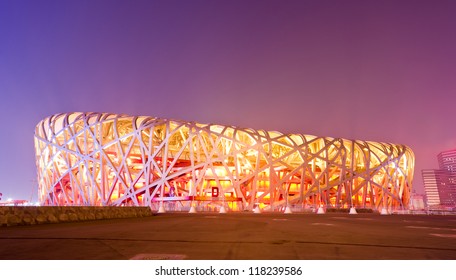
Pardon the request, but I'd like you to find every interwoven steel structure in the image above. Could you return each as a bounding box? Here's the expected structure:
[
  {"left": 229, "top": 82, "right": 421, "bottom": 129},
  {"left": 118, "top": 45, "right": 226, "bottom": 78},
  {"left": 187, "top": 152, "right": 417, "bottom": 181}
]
[{"left": 34, "top": 112, "right": 415, "bottom": 212}]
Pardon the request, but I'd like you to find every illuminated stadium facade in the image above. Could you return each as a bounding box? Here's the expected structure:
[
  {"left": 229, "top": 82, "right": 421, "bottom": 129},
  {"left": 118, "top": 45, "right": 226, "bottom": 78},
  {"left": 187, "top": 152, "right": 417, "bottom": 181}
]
[{"left": 34, "top": 112, "right": 415, "bottom": 212}]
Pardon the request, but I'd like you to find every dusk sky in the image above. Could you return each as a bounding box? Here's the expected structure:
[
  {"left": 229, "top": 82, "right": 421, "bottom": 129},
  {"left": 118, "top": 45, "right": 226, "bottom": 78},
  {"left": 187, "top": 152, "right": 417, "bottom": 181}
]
[{"left": 0, "top": 0, "right": 455, "bottom": 201}]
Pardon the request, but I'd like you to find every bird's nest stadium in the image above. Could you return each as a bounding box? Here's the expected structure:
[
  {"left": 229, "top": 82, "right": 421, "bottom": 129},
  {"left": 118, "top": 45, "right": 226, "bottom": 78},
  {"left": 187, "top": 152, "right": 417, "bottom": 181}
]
[{"left": 34, "top": 112, "right": 414, "bottom": 213}]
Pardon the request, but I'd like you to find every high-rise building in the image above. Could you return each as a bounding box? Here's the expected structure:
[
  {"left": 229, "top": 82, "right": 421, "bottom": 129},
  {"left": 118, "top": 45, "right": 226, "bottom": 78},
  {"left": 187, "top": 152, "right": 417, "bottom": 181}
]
[
  {"left": 438, "top": 149, "right": 456, "bottom": 172},
  {"left": 423, "top": 149, "right": 456, "bottom": 209}
]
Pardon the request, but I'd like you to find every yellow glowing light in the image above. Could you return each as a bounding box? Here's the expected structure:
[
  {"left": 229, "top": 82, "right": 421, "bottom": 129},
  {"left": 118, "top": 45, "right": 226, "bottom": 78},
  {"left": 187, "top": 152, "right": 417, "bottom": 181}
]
[{"left": 35, "top": 112, "right": 415, "bottom": 211}]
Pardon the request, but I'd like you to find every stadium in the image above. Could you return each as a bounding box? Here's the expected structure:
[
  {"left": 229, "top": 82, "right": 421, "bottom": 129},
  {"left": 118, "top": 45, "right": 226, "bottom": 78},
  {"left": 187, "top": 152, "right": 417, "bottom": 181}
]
[{"left": 34, "top": 112, "right": 414, "bottom": 213}]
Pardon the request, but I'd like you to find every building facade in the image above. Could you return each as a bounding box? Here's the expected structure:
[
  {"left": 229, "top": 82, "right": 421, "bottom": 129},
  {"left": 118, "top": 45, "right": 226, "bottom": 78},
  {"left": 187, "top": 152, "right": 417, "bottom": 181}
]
[
  {"left": 34, "top": 112, "right": 415, "bottom": 212},
  {"left": 410, "top": 193, "right": 425, "bottom": 210},
  {"left": 423, "top": 149, "right": 456, "bottom": 209},
  {"left": 438, "top": 149, "right": 456, "bottom": 172},
  {"left": 422, "top": 169, "right": 445, "bottom": 207}
]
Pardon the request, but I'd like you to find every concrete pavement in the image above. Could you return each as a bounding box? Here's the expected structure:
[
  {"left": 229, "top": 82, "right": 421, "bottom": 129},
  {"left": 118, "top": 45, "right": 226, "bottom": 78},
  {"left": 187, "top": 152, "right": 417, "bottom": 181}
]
[{"left": 0, "top": 212, "right": 455, "bottom": 259}]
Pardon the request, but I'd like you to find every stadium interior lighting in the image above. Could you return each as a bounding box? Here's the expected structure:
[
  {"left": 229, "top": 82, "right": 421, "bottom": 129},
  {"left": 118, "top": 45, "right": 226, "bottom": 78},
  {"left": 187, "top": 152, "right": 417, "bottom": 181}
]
[{"left": 34, "top": 112, "right": 415, "bottom": 212}]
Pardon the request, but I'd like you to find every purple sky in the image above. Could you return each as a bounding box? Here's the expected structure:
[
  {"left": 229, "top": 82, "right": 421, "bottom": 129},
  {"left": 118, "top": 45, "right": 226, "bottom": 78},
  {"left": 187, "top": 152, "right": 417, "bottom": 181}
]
[{"left": 0, "top": 0, "right": 455, "bottom": 201}]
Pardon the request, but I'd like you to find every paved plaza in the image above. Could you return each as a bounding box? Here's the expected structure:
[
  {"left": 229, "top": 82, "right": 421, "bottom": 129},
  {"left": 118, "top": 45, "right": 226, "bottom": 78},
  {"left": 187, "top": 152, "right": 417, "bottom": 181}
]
[{"left": 0, "top": 213, "right": 455, "bottom": 260}]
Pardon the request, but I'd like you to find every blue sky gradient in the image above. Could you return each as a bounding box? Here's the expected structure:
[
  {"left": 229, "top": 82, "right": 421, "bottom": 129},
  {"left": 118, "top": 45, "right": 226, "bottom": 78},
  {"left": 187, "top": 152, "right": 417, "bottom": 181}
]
[{"left": 1, "top": 0, "right": 455, "bottom": 200}]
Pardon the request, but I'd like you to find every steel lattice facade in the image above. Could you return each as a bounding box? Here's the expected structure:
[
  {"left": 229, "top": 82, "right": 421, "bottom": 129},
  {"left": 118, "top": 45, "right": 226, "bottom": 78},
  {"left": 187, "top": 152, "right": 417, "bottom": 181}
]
[{"left": 34, "top": 112, "right": 414, "bottom": 212}]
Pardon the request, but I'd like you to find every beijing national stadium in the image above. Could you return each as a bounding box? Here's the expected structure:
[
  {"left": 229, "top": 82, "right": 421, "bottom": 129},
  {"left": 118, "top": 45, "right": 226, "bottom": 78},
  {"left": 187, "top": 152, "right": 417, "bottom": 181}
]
[{"left": 34, "top": 112, "right": 414, "bottom": 213}]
